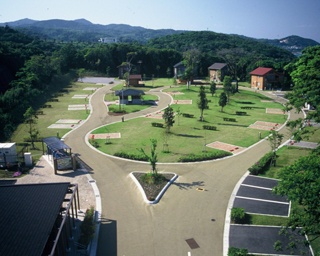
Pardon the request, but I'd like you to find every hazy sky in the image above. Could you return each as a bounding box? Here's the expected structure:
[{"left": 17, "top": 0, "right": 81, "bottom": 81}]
[{"left": 1, "top": 0, "right": 319, "bottom": 42}]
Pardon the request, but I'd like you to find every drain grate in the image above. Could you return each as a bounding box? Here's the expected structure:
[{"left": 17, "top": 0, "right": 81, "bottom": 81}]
[{"left": 185, "top": 238, "right": 200, "bottom": 249}]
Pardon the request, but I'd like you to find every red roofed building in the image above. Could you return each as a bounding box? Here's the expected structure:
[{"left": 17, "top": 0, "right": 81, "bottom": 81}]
[{"left": 250, "top": 67, "right": 274, "bottom": 90}]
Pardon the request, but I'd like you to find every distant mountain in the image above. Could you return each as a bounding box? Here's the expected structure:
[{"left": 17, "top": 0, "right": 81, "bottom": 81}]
[
  {"left": 1, "top": 19, "right": 318, "bottom": 55},
  {"left": 0, "top": 18, "right": 184, "bottom": 43},
  {"left": 257, "top": 35, "right": 319, "bottom": 56}
]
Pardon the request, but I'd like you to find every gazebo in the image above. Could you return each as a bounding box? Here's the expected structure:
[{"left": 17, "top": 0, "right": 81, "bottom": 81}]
[
  {"left": 115, "top": 89, "right": 145, "bottom": 105},
  {"left": 42, "top": 136, "right": 74, "bottom": 171}
]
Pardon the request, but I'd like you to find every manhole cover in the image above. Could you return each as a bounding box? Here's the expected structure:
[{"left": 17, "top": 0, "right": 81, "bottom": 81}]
[
  {"left": 185, "top": 238, "right": 200, "bottom": 249},
  {"left": 196, "top": 187, "right": 205, "bottom": 192}
]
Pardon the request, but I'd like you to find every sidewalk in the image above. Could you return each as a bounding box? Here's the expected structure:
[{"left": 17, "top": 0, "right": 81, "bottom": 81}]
[{"left": 16, "top": 155, "right": 96, "bottom": 213}]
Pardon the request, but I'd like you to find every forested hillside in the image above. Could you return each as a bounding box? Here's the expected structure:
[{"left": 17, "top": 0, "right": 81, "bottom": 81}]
[
  {"left": 148, "top": 31, "right": 295, "bottom": 80},
  {"left": 0, "top": 27, "right": 296, "bottom": 141}
]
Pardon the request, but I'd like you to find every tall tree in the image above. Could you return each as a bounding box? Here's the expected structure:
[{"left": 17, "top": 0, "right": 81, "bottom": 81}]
[
  {"left": 23, "top": 107, "right": 40, "bottom": 149},
  {"left": 219, "top": 92, "right": 228, "bottom": 112},
  {"left": 197, "top": 85, "right": 208, "bottom": 121},
  {"left": 183, "top": 48, "right": 201, "bottom": 89},
  {"left": 274, "top": 148, "right": 320, "bottom": 244},
  {"left": 162, "top": 105, "right": 175, "bottom": 133},
  {"left": 223, "top": 75, "right": 233, "bottom": 103},
  {"left": 286, "top": 45, "right": 320, "bottom": 122},
  {"left": 210, "top": 81, "right": 216, "bottom": 96}
]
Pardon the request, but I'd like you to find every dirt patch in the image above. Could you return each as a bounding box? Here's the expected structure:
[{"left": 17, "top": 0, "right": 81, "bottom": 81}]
[
  {"left": 249, "top": 121, "right": 279, "bottom": 130},
  {"left": 173, "top": 100, "right": 192, "bottom": 104},
  {"left": 266, "top": 108, "right": 284, "bottom": 114},
  {"left": 89, "top": 133, "right": 121, "bottom": 139},
  {"left": 145, "top": 111, "right": 163, "bottom": 119},
  {"left": 206, "top": 141, "right": 246, "bottom": 154}
]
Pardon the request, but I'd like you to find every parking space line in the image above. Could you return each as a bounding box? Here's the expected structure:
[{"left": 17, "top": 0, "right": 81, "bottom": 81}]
[
  {"left": 241, "top": 184, "right": 273, "bottom": 190},
  {"left": 235, "top": 196, "right": 290, "bottom": 205}
]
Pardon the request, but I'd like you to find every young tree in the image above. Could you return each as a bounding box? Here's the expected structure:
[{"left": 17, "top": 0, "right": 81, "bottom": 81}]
[
  {"left": 197, "top": 85, "right": 208, "bottom": 121},
  {"left": 268, "top": 130, "right": 284, "bottom": 166},
  {"left": 274, "top": 149, "right": 320, "bottom": 244},
  {"left": 139, "top": 139, "right": 158, "bottom": 175},
  {"left": 23, "top": 107, "right": 40, "bottom": 149},
  {"left": 120, "top": 52, "right": 137, "bottom": 87},
  {"left": 219, "top": 92, "right": 228, "bottom": 112},
  {"left": 162, "top": 105, "right": 175, "bottom": 133},
  {"left": 223, "top": 75, "right": 233, "bottom": 103},
  {"left": 210, "top": 81, "right": 216, "bottom": 96}
]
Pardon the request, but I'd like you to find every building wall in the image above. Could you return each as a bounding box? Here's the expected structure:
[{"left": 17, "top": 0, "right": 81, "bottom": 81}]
[{"left": 251, "top": 75, "right": 265, "bottom": 90}]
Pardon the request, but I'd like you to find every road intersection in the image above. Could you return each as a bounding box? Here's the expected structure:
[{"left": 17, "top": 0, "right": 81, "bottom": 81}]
[{"left": 64, "top": 79, "right": 303, "bottom": 256}]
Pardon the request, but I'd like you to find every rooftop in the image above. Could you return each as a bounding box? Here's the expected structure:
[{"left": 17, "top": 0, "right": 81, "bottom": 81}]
[
  {"left": 208, "top": 63, "right": 227, "bottom": 70},
  {"left": 250, "top": 67, "right": 273, "bottom": 76}
]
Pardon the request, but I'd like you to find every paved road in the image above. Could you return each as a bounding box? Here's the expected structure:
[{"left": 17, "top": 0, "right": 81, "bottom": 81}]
[{"left": 64, "top": 83, "right": 303, "bottom": 256}]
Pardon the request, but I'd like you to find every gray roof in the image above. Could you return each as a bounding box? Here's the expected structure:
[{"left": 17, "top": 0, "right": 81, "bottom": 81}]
[
  {"left": 43, "top": 136, "right": 70, "bottom": 151},
  {"left": 0, "top": 183, "right": 70, "bottom": 256},
  {"left": 208, "top": 63, "right": 227, "bottom": 70},
  {"left": 173, "top": 61, "right": 185, "bottom": 68},
  {"left": 115, "top": 89, "right": 145, "bottom": 97}
]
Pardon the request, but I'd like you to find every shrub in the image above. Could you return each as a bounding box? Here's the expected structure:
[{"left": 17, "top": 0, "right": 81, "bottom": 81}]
[
  {"left": 89, "top": 138, "right": 99, "bottom": 148},
  {"left": 223, "top": 117, "right": 236, "bottom": 122},
  {"left": 178, "top": 151, "right": 232, "bottom": 162},
  {"left": 248, "top": 152, "right": 274, "bottom": 175},
  {"left": 78, "top": 206, "right": 95, "bottom": 246},
  {"left": 203, "top": 125, "right": 217, "bottom": 130},
  {"left": 182, "top": 113, "right": 194, "bottom": 118},
  {"left": 114, "top": 152, "right": 148, "bottom": 161},
  {"left": 151, "top": 122, "right": 164, "bottom": 128},
  {"left": 236, "top": 111, "right": 247, "bottom": 115},
  {"left": 231, "top": 207, "right": 246, "bottom": 223},
  {"left": 228, "top": 247, "right": 249, "bottom": 256}
]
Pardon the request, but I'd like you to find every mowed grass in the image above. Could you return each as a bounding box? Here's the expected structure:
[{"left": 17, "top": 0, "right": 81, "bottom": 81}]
[
  {"left": 11, "top": 81, "right": 103, "bottom": 159},
  {"left": 92, "top": 85, "right": 287, "bottom": 162}
]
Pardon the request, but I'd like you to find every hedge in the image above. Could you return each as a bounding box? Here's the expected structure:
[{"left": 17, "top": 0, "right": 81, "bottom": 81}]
[
  {"left": 114, "top": 152, "right": 148, "bottom": 161},
  {"left": 182, "top": 113, "right": 194, "bottom": 118},
  {"left": 248, "top": 151, "right": 274, "bottom": 175},
  {"left": 178, "top": 151, "right": 232, "bottom": 162},
  {"left": 228, "top": 247, "right": 249, "bottom": 256},
  {"left": 151, "top": 122, "right": 164, "bottom": 128},
  {"left": 203, "top": 125, "right": 217, "bottom": 131}
]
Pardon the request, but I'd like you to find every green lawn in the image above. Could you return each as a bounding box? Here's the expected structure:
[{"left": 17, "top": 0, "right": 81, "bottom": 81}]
[
  {"left": 11, "top": 81, "right": 103, "bottom": 161},
  {"left": 92, "top": 85, "right": 287, "bottom": 162}
]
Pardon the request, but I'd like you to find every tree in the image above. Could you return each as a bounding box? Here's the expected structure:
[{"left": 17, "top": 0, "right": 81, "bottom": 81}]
[
  {"left": 267, "top": 130, "right": 283, "bottom": 166},
  {"left": 183, "top": 48, "right": 201, "bottom": 89},
  {"left": 162, "top": 105, "right": 175, "bottom": 133},
  {"left": 139, "top": 139, "right": 158, "bottom": 175},
  {"left": 223, "top": 75, "right": 233, "bottom": 103},
  {"left": 274, "top": 148, "right": 320, "bottom": 243},
  {"left": 210, "top": 81, "right": 216, "bottom": 96},
  {"left": 23, "top": 107, "right": 40, "bottom": 149},
  {"left": 197, "top": 86, "right": 208, "bottom": 121},
  {"left": 219, "top": 92, "right": 228, "bottom": 112},
  {"left": 121, "top": 52, "right": 137, "bottom": 87},
  {"left": 286, "top": 45, "right": 320, "bottom": 121}
]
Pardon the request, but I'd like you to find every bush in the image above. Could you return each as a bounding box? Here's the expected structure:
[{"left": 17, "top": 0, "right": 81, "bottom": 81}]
[
  {"left": 178, "top": 151, "right": 232, "bottom": 162},
  {"left": 231, "top": 207, "right": 246, "bottom": 223},
  {"left": 114, "top": 151, "right": 148, "bottom": 161},
  {"left": 236, "top": 111, "right": 247, "bottom": 115},
  {"left": 223, "top": 117, "right": 236, "bottom": 122},
  {"left": 89, "top": 138, "right": 99, "bottom": 148},
  {"left": 248, "top": 152, "right": 274, "bottom": 175},
  {"left": 228, "top": 247, "right": 249, "bottom": 256},
  {"left": 151, "top": 122, "right": 164, "bottom": 128},
  {"left": 203, "top": 125, "right": 217, "bottom": 130},
  {"left": 78, "top": 206, "right": 95, "bottom": 246},
  {"left": 182, "top": 113, "right": 194, "bottom": 118}
]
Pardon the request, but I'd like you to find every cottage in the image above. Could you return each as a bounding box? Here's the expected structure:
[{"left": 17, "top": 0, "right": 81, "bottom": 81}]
[
  {"left": 208, "top": 63, "right": 227, "bottom": 82},
  {"left": 115, "top": 89, "right": 145, "bottom": 105},
  {"left": 250, "top": 67, "right": 276, "bottom": 90},
  {"left": 173, "top": 61, "right": 186, "bottom": 79},
  {"left": 129, "top": 74, "right": 142, "bottom": 86}
]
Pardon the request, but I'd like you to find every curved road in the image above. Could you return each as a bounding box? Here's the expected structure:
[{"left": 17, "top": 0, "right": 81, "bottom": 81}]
[{"left": 64, "top": 82, "right": 302, "bottom": 256}]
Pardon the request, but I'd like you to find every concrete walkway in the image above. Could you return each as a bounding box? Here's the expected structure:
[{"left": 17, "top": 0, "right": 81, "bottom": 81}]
[{"left": 63, "top": 84, "right": 304, "bottom": 256}]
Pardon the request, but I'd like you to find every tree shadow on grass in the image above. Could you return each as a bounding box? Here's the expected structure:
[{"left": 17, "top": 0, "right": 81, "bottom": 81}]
[{"left": 173, "top": 180, "right": 205, "bottom": 190}]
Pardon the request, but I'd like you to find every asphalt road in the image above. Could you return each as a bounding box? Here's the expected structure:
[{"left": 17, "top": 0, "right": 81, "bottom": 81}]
[{"left": 64, "top": 83, "right": 303, "bottom": 256}]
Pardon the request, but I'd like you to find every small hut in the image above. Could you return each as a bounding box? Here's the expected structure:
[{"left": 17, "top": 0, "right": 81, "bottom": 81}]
[{"left": 115, "top": 89, "right": 145, "bottom": 105}]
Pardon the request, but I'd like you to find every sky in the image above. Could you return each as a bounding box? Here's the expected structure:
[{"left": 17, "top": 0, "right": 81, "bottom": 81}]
[{"left": 1, "top": 0, "right": 320, "bottom": 42}]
